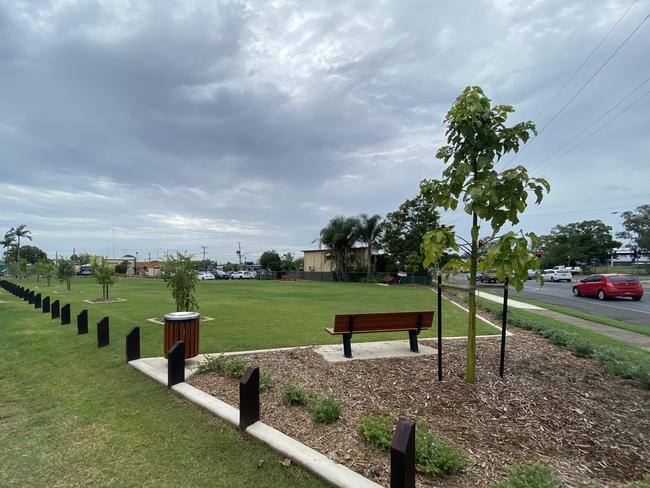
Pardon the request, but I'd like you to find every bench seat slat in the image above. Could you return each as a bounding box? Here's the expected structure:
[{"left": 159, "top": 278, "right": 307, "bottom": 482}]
[{"left": 331, "top": 311, "right": 434, "bottom": 334}]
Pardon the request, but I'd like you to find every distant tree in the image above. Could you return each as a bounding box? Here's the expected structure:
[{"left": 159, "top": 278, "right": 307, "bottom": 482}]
[
  {"left": 162, "top": 252, "right": 198, "bottom": 312},
  {"left": 18, "top": 259, "right": 28, "bottom": 279},
  {"left": 356, "top": 214, "right": 383, "bottom": 276},
  {"left": 319, "top": 216, "right": 360, "bottom": 281},
  {"left": 114, "top": 260, "right": 130, "bottom": 274},
  {"left": 6, "top": 225, "right": 32, "bottom": 263},
  {"left": 293, "top": 256, "right": 304, "bottom": 270},
  {"left": 2, "top": 233, "right": 16, "bottom": 257},
  {"left": 92, "top": 257, "right": 116, "bottom": 300},
  {"left": 420, "top": 86, "right": 549, "bottom": 384},
  {"left": 56, "top": 259, "right": 75, "bottom": 291},
  {"left": 383, "top": 195, "right": 440, "bottom": 273},
  {"left": 4, "top": 244, "right": 47, "bottom": 265},
  {"left": 6, "top": 261, "right": 20, "bottom": 278},
  {"left": 259, "top": 250, "right": 282, "bottom": 271},
  {"left": 36, "top": 260, "right": 55, "bottom": 287},
  {"left": 617, "top": 204, "right": 650, "bottom": 250},
  {"left": 539, "top": 220, "right": 620, "bottom": 268},
  {"left": 280, "top": 252, "right": 298, "bottom": 271}
]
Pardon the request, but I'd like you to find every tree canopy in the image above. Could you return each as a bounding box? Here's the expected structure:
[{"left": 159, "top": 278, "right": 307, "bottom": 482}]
[
  {"left": 259, "top": 250, "right": 282, "bottom": 271},
  {"left": 92, "top": 257, "right": 116, "bottom": 300},
  {"left": 162, "top": 252, "right": 199, "bottom": 312},
  {"left": 56, "top": 258, "right": 75, "bottom": 291},
  {"left": 617, "top": 204, "right": 650, "bottom": 250},
  {"left": 3, "top": 244, "right": 47, "bottom": 264},
  {"left": 319, "top": 216, "right": 360, "bottom": 281},
  {"left": 539, "top": 220, "right": 620, "bottom": 268}
]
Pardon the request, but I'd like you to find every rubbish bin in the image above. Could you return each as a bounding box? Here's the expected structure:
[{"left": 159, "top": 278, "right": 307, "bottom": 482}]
[{"left": 164, "top": 312, "right": 200, "bottom": 359}]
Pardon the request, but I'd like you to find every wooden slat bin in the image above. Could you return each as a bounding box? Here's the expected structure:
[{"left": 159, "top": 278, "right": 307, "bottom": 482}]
[{"left": 164, "top": 312, "right": 200, "bottom": 359}]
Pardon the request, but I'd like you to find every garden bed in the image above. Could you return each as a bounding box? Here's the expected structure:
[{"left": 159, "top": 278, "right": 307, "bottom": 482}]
[
  {"left": 83, "top": 297, "right": 127, "bottom": 304},
  {"left": 188, "top": 331, "right": 650, "bottom": 487}
]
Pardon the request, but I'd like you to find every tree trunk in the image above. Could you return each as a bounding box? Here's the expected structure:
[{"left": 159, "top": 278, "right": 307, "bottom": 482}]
[
  {"left": 16, "top": 235, "right": 20, "bottom": 263},
  {"left": 366, "top": 245, "right": 371, "bottom": 278}
]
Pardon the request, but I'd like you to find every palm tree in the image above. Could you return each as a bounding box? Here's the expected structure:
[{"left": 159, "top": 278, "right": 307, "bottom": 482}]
[
  {"left": 2, "top": 232, "right": 16, "bottom": 255},
  {"left": 8, "top": 225, "right": 32, "bottom": 263},
  {"left": 356, "top": 214, "right": 383, "bottom": 277},
  {"left": 319, "top": 216, "right": 360, "bottom": 281}
]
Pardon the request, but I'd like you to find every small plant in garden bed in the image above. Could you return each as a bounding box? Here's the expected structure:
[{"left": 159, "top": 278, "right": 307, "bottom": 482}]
[
  {"left": 197, "top": 354, "right": 229, "bottom": 374},
  {"left": 225, "top": 358, "right": 248, "bottom": 378},
  {"left": 283, "top": 381, "right": 310, "bottom": 406},
  {"left": 196, "top": 355, "right": 274, "bottom": 393},
  {"left": 311, "top": 394, "right": 340, "bottom": 424},
  {"left": 357, "top": 413, "right": 469, "bottom": 477},
  {"left": 489, "top": 463, "right": 561, "bottom": 488}
]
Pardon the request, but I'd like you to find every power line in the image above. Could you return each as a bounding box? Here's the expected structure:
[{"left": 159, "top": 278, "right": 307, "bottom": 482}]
[
  {"left": 527, "top": 75, "right": 650, "bottom": 174},
  {"left": 532, "top": 87, "right": 650, "bottom": 176},
  {"left": 502, "top": 9, "right": 648, "bottom": 169}
]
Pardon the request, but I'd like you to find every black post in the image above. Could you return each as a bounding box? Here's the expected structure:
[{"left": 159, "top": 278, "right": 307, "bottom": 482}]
[
  {"left": 499, "top": 277, "right": 509, "bottom": 378},
  {"left": 61, "top": 304, "right": 71, "bottom": 325},
  {"left": 391, "top": 418, "right": 416, "bottom": 488},
  {"left": 24, "top": 289, "right": 30, "bottom": 301},
  {"left": 51, "top": 300, "right": 60, "bottom": 320},
  {"left": 97, "top": 316, "right": 109, "bottom": 348},
  {"left": 28, "top": 290, "right": 35, "bottom": 304},
  {"left": 167, "top": 341, "right": 185, "bottom": 387},
  {"left": 34, "top": 293, "right": 42, "bottom": 309},
  {"left": 437, "top": 272, "right": 443, "bottom": 381},
  {"left": 42, "top": 296, "right": 50, "bottom": 313},
  {"left": 77, "top": 309, "right": 88, "bottom": 334},
  {"left": 125, "top": 327, "right": 141, "bottom": 363},
  {"left": 239, "top": 366, "right": 260, "bottom": 430}
]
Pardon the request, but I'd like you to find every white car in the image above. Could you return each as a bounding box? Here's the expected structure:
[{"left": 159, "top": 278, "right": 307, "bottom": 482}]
[
  {"left": 541, "top": 269, "right": 572, "bottom": 282},
  {"left": 231, "top": 270, "right": 255, "bottom": 279},
  {"left": 197, "top": 271, "right": 215, "bottom": 280},
  {"left": 527, "top": 269, "right": 538, "bottom": 280}
]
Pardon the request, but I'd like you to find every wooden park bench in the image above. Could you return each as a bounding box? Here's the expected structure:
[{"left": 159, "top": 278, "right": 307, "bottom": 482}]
[
  {"left": 282, "top": 274, "right": 300, "bottom": 281},
  {"left": 325, "top": 311, "right": 434, "bottom": 358},
  {"left": 382, "top": 274, "right": 395, "bottom": 285}
]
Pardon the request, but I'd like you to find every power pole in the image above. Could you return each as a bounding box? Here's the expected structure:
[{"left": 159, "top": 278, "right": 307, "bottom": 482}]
[
  {"left": 237, "top": 242, "right": 242, "bottom": 265},
  {"left": 201, "top": 245, "right": 208, "bottom": 271}
]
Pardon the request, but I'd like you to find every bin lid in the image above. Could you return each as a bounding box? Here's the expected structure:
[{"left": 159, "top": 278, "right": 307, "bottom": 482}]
[{"left": 164, "top": 311, "right": 200, "bottom": 321}]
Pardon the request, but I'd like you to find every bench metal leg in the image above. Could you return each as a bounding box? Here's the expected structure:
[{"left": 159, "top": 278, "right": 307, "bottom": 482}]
[
  {"left": 343, "top": 334, "right": 352, "bottom": 358},
  {"left": 408, "top": 331, "right": 419, "bottom": 353}
]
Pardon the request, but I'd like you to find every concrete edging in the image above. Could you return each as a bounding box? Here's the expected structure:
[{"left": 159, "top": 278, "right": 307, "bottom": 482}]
[{"left": 129, "top": 360, "right": 383, "bottom": 488}]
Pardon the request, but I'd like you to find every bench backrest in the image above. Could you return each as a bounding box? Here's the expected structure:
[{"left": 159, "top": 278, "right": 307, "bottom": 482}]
[{"left": 332, "top": 311, "right": 434, "bottom": 334}]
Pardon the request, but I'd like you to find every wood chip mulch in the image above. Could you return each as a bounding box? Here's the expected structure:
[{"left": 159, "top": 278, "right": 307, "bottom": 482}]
[{"left": 188, "top": 331, "right": 650, "bottom": 487}]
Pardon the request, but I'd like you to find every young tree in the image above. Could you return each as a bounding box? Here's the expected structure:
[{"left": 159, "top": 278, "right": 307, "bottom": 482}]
[
  {"left": 617, "top": 204, "right": 650, "bottom": 250},
  {"left": 383, "top": 195, "right": 440, "bottom": 273},
  {"left": 356, "top": 214, "right": 383, "bottom": 276},
  {"left": 259, "top": 250, "right": 282, "bottom": 271},
  {"left": 420, "top": 86, "right": 550, "bottom": 384},
  {"left": 56, "top": 259, "right": 75, "bottom": 291},
  {"left": 162, "top": 252, "right": 199, "bottom": 312},
  {"left": 36, "top": 260, "right": 55, "bottom": 287},
  {"left": 319, "top": 216, "right": 360, "bottom": 281},
  {"left": 92, "top": 257, "right": 116, "bottom": 300},
  {"left": 114, "top": 260, "right": 130, "bottom": 274}
]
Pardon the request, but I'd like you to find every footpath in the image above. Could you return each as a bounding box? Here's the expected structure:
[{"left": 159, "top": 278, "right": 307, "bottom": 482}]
[{"left": 477, "top": 291, "right": 650, "bottom": 352}]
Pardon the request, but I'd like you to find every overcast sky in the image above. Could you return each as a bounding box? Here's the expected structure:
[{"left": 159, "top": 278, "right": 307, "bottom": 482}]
[{"left": 1, "top": 0, "right": 648, "bottom": 263}]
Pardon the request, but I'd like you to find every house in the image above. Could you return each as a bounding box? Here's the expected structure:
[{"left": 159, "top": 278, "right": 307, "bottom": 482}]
[
  {"left": 135, "top": 260, "right": 162, "bottom": 277},
  {"left": 303, "top": 247, "right": 369, "bottom": 273}
]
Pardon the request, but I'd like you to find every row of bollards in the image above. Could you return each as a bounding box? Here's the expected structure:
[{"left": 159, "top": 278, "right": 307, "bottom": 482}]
[{"left": 0, "top": 279, "right": 110, "bottom": 348}]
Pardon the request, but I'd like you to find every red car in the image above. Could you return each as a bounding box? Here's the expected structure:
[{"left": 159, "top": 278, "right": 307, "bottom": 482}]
[{"left": 572, "top": 274, "right": 644, "bottom": 301}]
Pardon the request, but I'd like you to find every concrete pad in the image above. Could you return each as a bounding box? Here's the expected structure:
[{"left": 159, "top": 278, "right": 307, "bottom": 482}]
[
  {"left": 477, "top": 290, "right": 544, "bottom": 310},
  {"left": 314, "top": 339, "right": 436, "bottom": 363},
  {"left": 131, "top": 356, "right": 201, "bottom": 381}
]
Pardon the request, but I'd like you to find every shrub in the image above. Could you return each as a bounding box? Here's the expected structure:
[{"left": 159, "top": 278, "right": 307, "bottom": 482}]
[
  {"left": 259, "top": 370, "right": 274, "bottom": 393},
  {"left": 567, "top": 339, "right": 594, "bottom": 358},
  {"left": 196, "top": 354, "right": 229, "bottom": 374},
  {"left": 283, "top": 381, "right": 311, "bottom": 406},
  {"left": 357, "top": 412, "right": 394, "bottom": 451},
  {"left": 311, "top": 394, "right": 341, "bottom": 424},
  {"left": 415, "top": 421, "right": 470, "bottom": 476},
  {"left": 490, "top": 463, "right": 561, "bottom": 488},
  {"left": 547, "top": 330, "right": 572, "bottom": 348},
  {"left": 224, "top": 358, "right": 248, "bottom": 379}
]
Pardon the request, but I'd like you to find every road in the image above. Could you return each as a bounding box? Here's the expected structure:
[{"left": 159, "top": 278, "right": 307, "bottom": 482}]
[{"left": 510, "top": 280, "right": 650, "bottom": 326}]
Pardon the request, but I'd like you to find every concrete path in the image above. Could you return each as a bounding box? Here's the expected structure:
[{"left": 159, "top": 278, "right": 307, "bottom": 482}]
[
  {"left": 480, "top": 291, "right": 650, "bottom": 351},
  {"left": 314, "top": 340, "right": 436, "bottom": 362}
]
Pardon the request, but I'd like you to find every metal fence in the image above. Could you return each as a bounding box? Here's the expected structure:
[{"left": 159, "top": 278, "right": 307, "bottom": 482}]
[{"left": 256, "top": 270, "right": 432, "bottom": 285}]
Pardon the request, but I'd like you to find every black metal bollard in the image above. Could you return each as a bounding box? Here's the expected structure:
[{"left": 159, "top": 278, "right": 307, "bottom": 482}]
[
  {"left": 23, "top": 289, "right": 30, "bottom": 301},
  {"left": 28, "top": 290, "right": 35, "bottom": 304},
  {"left": 34, "top": 293, "right": 42, "bottom": 309},
  {"left": 125, "top": 327, "right": 140, "bottom": 363},
  {"left": 77, "top": 309, "right": 88, "bottom": 334},
  {"left": 97, "top": 316, "right": 109, "bottom": 348},
  {"left": 239, "top": 367, "right": 260, "bottom": 430},
  {"left": 42, "top": 296, "right": 50, "bottom": 313},
  {"left": 51, "top": 300, "right": 60, "bottom": 320},
  {"left": 167, "top": 341, "right": 185, "bottom": 387},
  {"left": 391, "top": 419, "right": 416, "bottom": 488}
]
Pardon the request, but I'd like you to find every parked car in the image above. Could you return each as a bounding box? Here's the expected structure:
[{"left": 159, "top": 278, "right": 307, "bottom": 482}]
[
  {"left": 541, "top": 269, "right": 572, "bottom": 282},
  {"left": 479, "top": 270, "right": 498, "bottom": 283},
  {"left": 527, "top": 269, "right": 538, "bottom": 280},
  {"left": 553, "top": 265, "right": 583, "bottom": 275},
  {"left": 231, "top": 270, "right": 255, "bottom": 279},
  {"left": 196, "top": 271, "right": 215, "bottom": 280},
  {"left": 211, "top": 270, "right": 229, "bottom": 279},
  {"left": 573, "top": 274, "right": 643, "bottom": 301}
]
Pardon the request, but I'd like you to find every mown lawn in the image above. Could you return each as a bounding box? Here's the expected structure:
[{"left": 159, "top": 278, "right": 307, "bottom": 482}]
[{"left": 0, "top": 278, "right": 494, "bottom": 488}]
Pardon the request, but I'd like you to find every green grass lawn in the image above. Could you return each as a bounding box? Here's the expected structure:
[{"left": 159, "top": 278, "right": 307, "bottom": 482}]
[
  {"left": 10, "top": 277, "right": 496, "bottom": 357},
  {"left": 0, "top": 278, "right": 494, "bottom": 488}
]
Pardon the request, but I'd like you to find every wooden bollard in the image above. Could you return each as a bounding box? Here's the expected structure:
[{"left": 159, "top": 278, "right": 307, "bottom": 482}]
[
  {"left": 42, "top": 296, "right": 50, "bottom": 313},
  {"left": 77, "top": 310, "right": 88, "bottom": 334},
  {"left": 125, "top": 327, "right": 140, "bottom": 363},
  {"left": 239, "top": 367, "right": 260, "bottom": 430},
  {"left": 391, "top": 419, "right": 416, "bottom": 488},
  {"left": 61, "top": 304, "right": 71, "bottom": 325},
  {"left": 51, "top": 300, "right": 60, "bottom": 320},
  {"left": 97, "top": 316, "right": 109, "bottom": 348}
]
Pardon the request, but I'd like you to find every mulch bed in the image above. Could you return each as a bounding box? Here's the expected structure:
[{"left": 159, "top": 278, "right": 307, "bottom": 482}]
[{"left": 188, "top": 331, "right": 650, "bottom": 487}]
